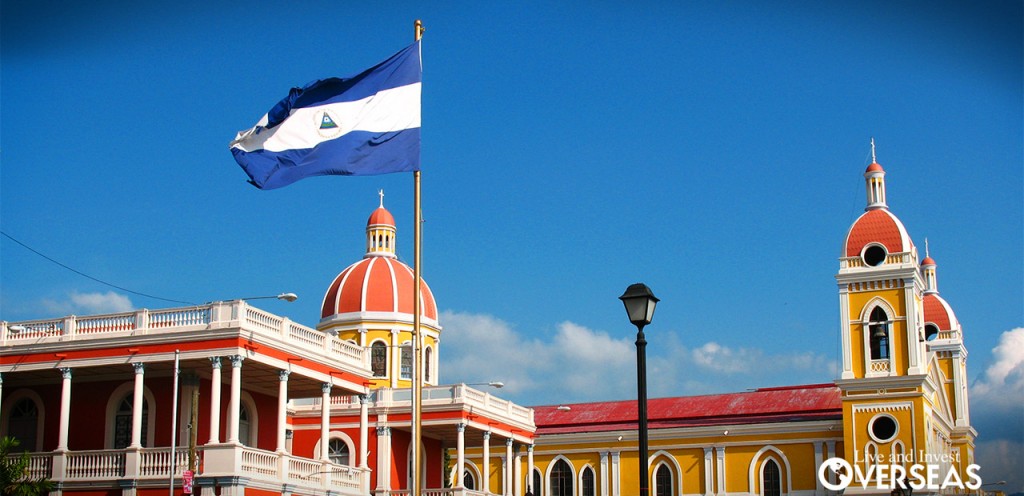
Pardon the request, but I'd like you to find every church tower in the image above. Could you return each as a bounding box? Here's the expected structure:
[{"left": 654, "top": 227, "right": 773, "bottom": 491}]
[
  {"left": 318, "top": 192, "right": 442, "bottom": 390},
  {"left": 835, "top": 144, "right": 975, "bottom": 491}
]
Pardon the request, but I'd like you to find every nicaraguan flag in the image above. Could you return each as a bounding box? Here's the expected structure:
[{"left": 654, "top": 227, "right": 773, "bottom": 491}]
[{"left": 231, "top": 41, "right": 421, "bottom": 189}]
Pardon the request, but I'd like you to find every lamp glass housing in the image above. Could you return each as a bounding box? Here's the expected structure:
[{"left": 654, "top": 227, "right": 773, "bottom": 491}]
[{"left": 619, "top": 283, "right": 659, "bottom": 327}]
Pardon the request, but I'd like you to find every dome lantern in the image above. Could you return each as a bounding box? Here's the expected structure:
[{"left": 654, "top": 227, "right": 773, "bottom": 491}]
[
  {"left": 366, "top": 190, "right": 397, "bottom": 259},
  {"left": 864, "top": 138, "right": 888, "bottom": 211}
]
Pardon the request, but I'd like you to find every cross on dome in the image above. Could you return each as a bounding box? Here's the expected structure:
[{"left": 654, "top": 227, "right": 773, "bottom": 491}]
[{"left": 378, "top": 189, "right": 385, "bottom": 208}]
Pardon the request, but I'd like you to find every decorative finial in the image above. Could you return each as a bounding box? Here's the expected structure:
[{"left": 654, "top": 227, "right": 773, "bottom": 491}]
[
  {"left": 378, "top": 189, "right": 385, "bottom": 208},
  {"left": 870, "top": 137, "right": 877, "bottom": 163}
]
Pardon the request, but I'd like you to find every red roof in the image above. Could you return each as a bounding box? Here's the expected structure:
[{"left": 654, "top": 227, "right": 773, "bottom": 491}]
[
  {"left": 923, "top": 293, "right": 956, "bottom": 330},
  {"left": 533, "top": 384, "right": 841, "bottom": 435},
  {"left": 321, "top": 256, "right": 438, "bottom": 320},
  {"left": 844, "top": 209, "right": 912, "bottom": 257},
  {"left": 921, "top": 256, "right": 936, "bottom": 266},
  {"left": 367, "top": 206, "right": 395, "bottom": 227},
  {"left": 865, "top": 162, "right": 884, "bottom": 173}
]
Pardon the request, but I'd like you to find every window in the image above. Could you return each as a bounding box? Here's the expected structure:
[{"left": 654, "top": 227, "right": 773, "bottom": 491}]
[
  {"left": 863, "top": 244, "right": 887, "bottom": 266},
  {"left": 532, "top": 468, "right": 543, "bottom": 496},
  {"left": 371, "top": 342, "right": 388, "bottom": 377},
  {"left": 762, "top": 459, "right": 781, "bottom": 496},
  {"left": 400, "top": 344, "right": 412, "bottom": 380},
  {"left": 868, "top": 307, "right": 890, "bottom": 360},
  {"left": 869, "top": 414, "right": 899, "bottom": 443},
  {"left": 655, "top": 464, "right": 672, "bottom": 496},
  {"left": 7, "top": 398, "right": 39, "bottom": 452},
  {"left": 463, "top": 469, "right": 476, "bottom": 490},
  {"left": 328, "top": 439, "right": 350, "bottom": 465},
  {"left": 925, "top": 324, "right": 939, "bottom": 341},
  {"left": 581, "top": 467, "right": 595, "bottom": 496},
  {"left": 425, "top": 347, "right": 433, "bottom": 383},
  {"left": 550, "top": 459, "right": 573, "bottom": 496},
  {"left": 238, "top": 403, "right": 252, "bottom": 446},
  {"left": 113, "top": 394, "right": 148, "bottom": 449}
]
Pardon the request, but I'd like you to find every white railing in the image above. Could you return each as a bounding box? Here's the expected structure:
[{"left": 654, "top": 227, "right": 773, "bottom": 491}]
[
  {"left": 241, "top": 447, "right": 278, "bottom": 476},
  {"left": 66, "top": 449, "right": 125, "bottom": 479},
  {"left": 3, "top": 453, "right": 52, "bottom": 479},
  {"left": 1, "top": 302, "right": 366, "bottom": 372},
  {"left": 870, "top": 359, "right": 891, "bottom": 372},
  {"left": 139, "top": 447, "right": 192, "bottom": 477},
  {"left": 839, "top": 251, "right": 914, "bottom": 269}
]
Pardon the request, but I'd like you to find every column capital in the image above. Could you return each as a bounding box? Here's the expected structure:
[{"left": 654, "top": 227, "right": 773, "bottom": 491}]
[
  {"left": 321, "top": 382, "right": 332, "bottom": 394},
  {"left": 230, "top": 355, "right": 245, "bottom": 368},
  {"left": 506, "top": 437, "right": 513, "bottom": 447},
  {"left": 359, "top": 394, "right": 370, "bottom": 405},
  {"left": 132, "top": 362, "right": 145, "bottom": 374},
  {"left": 482, "top": 431, "right": 491, "bottom": 441},
  {"left": 279, "top": 370, "right": 290, "bottom": 381},
  {"left": 59, "top": 367, "right": 73, "bottom": 380},
  {"left": 456, "top": 422, "right": 466, "bottom": 433},
  {"left": 527, "top": 444, "right": 534, "bottom": 453},
  {"left": 209, "top": 356, "right": 222, "bottom": 369},
  {"left": 376, "top": 426, "right": 391, "bottom": 436}
]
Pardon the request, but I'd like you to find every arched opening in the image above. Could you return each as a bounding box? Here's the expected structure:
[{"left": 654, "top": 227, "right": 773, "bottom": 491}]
[
  {"left": 532, "top": 468, "right": 543, "bottom": 496},
  {"left": 425, "top": 346, "right": 433, "bottom": 383},
  {"left": 654, "top": 463, "right": 673, "bottom": 496},
  {"left": 7, "top": 398, "right": 40, "bottom": 452},
  {"left": 371, "top": 341, "right": 388, "bottom": 377},
  {"left": 400, "top": 343, "right": 413, "bottom": 380},
  {"left": 868, "top": 307, "right": 890, "bottom": 360},
  {"left": 925, "top": 324, "right": 939, "bottom": 341},
  {"left": 761, "top": 459, "right": 781, "bottom": 496},
  {"left": 238, "top": 403, "right": 252, "bottom": 446},
  {"left": 550, "top": 459, "right": 573, "bottom": 496},
  {"left": 463, "top": 469, "right": 476, "bottom": 490},
  {"left": 581, "top": 466, "right": 595, "bottom": 496},
  {"left": 328, "top": 438, "right": 350, "bottom": 465},
  {"left": 113, "top": 393, "right": 149, "bottom": 449}
]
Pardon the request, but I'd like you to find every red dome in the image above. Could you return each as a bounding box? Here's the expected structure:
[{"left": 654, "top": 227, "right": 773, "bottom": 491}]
[
  {"left": 865, "top": 162, "right": 884, "bottom": 173},
  {"left": 921, "top": 256, "right": 936, "bottom": 266},
  {"left": 320, "top": 256, "right": 438, "bottom": 323},
  {"left": 367, "top": 206, "right": 395, "bottom": 227},
  {"left": 923, "top": 293, "right": 958, "bottom": 331},
  {"left": 844, "top": 209, "right": 914, "bottom": 258}
]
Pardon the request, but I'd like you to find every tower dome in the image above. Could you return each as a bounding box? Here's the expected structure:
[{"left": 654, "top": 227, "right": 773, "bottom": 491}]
[
  {"left": 842, "top": 142, "right": 915, "bottom": 264},
  {"left": 921, "top": 253, "right": 960, "bottom": 340},
  {"left": 319, "top": 193, "right": 438, "bottom": 328}
]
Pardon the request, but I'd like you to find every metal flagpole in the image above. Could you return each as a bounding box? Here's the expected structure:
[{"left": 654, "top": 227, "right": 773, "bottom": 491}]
[
  {"left": 412, "top": 19, "right": 425, "bottom": 496},
  {"left": 169, "top": 350, "right": 180, "bottom": 496}
]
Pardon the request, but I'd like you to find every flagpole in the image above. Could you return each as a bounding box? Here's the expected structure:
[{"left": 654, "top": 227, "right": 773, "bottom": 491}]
[{"left": 412, "top": 18, "right": 425, "bottom": 496}]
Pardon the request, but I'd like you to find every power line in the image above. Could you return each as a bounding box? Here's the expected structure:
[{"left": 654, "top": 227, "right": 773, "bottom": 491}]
[{"left": 1, "top": 230, "right": 196, "bottom": 306}]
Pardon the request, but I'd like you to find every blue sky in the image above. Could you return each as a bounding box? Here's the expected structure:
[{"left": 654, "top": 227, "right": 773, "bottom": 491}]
[{"left": 2, "top": 0, "right": 1021, "bottom": 490}]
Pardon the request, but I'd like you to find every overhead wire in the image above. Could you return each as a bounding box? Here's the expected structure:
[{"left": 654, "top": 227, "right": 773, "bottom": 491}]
[{"left": 1, "top": 230, "right": 196, "bottom": 306}]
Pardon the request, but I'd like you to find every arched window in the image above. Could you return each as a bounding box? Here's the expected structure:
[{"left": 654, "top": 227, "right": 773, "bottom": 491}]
[
  {"left": 924, "top": 324, "right": 939, "bottom": 341},
  {"left": 550, "top": 459, "right": 573, "bottom": 496},
  {"left": 238, "top": 403, "right": 252, "bottom": 446},
  {"left": 532, "top": 468, "right": 543, "bottom": 496},
  {"left": 581, "top": 466, "right": 595, "bottom": 496},
  {"left": 7, "top": 398, "right": 39, "bottom": 452},
  {"left": 371, "top": 341, "right": 388, "bottom": 377},
  {"left": 425, "top": 347, "right": 433, "bottom": 383},
  {"left": 655, "top": 464, "right": 673, "bottom": 496},
  {"left": 868, "top": 307, "right": 890, "bottom": 360},
  {"left": 328, "top": 438, "right": 350, "bottom": 465},
  {"left": 400, "top": 344, "right": 413, "bottom": 380},
  {"left": 761, "top": 459, "right": 781, "bottom": 496},
  {"left": 113, "top": 394, "right": 148, "bottom": 449},
  {"left": 463, "top": 469, "right": 476, "bottom": 490}
]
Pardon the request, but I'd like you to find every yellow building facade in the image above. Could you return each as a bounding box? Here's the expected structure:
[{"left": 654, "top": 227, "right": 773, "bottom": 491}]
[{"left": 456, "top": 156, "right": 976, "bottom": 496}]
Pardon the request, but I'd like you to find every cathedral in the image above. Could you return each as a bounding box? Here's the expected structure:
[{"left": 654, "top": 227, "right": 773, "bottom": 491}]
[{"left": 0, "top": 155, "right": 976, "bottom": 495}]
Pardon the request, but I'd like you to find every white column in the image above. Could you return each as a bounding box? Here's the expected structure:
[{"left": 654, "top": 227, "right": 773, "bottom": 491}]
[
  {"left": 390, "top": 329, "right": 401, "bottom": 388},
  {"left": 208, "top": 357, "right": 222, "bottom": 444},
  {"left": 130, "top": 362, "right": 145, "bottom": 448},
  {"left": 359, "top": 395, "right": 370, "bottom": 468},
  {"left": 838, "top": 287, "right": 854, "bottom": 379},
  {"left": 57, "top": 368, "right": 72, "bottom": 451},
  {"left": 376, "top": 426, "right": 392, "bottom": 491},
  {"left": 0, "top": 373, "right": 4, "bottom": 411},
  {"left": 600, "top": 452, "right": 609, "bottom": 496},
  {"left": 527, "top": 445, "right": 535, "bottom": 495},
  {"left": 905, "top": 278, "right": 922, "bottom": 374},
  {"left": 715, "top": 447, "right": 726, "bottom": 496},
  {"left": 320, "top": 382, "right": 331, "bottom": 460},
  {"left": 482, "top": 431, "right": 491, "bottom": 494},
  {"left": 227, "top": 355, "right": 244, "bottom": 444},
  {"left": 505, "top": 438, "right": 513, "bottom": 496},
  {"left": 814, "top": 442, "right": 824, "bottom": 493},
  {"left": 456, "top": 423, "right": 466, "bottom": 488},
  {"left": 610, "top": 451, "right": 620, "bottom": 496},
  {"left": 825, "top": 441, "right": 837, "bottom": 490},
  {"left": 702, "top": 447, "right": 714, "bottom": 496},
  {"left": 514, "top": 444, "right": 522, "bottom": 496},
  {"left": 276, "top": 370, "right": 290, "bottom": 452}
]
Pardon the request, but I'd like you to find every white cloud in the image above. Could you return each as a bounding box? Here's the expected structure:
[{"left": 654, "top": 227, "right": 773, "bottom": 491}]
[
  {"left": 968, "top": 327, "right": 1024, "bottom": 492},
  {"left": 439, "top": 310, "right": 835, "bottom": 406},
  {"left": 41, "top": 291, "right": 134, "bottom": 315}
]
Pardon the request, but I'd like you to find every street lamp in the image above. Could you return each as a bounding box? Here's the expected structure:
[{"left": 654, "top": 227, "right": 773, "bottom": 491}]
[
  {"left": 619, "top": 283, "right": 659, "bottom": 496},
  {"left": 465, "top": 381, "right": 504, "bottom": 389},
  {"left": 240, "top": 293, "right": 298, "bottom": 302}
]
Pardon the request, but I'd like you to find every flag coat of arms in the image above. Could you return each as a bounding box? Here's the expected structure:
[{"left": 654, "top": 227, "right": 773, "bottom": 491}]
[{"left": 231, "top": 41, "right": 421, "bottom": 189}]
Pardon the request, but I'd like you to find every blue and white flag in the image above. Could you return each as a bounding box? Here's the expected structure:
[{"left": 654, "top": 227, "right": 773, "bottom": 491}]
[{"left": 231, "top": 41, "right": 421, "bottom": 189}]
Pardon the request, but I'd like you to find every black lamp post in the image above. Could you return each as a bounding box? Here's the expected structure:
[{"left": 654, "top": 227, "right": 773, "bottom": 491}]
[{"left": 619, "top": 283, "right": 659, "bottom": 496}]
